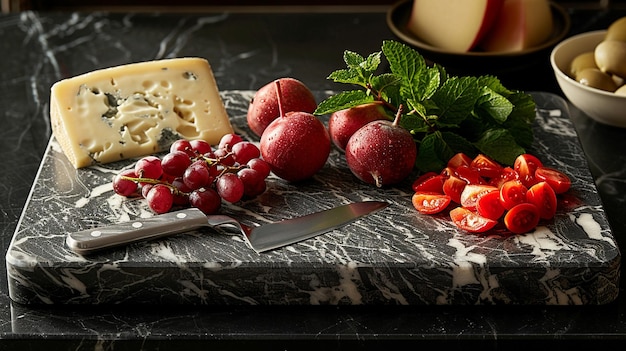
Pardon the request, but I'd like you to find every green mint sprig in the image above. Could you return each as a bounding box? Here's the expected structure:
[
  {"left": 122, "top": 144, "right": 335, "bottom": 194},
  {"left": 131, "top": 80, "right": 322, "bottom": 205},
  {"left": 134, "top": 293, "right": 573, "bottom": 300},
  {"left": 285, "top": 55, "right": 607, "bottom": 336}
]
[{"left": 314, "top": 40, "right": 536, "bottom": 173}]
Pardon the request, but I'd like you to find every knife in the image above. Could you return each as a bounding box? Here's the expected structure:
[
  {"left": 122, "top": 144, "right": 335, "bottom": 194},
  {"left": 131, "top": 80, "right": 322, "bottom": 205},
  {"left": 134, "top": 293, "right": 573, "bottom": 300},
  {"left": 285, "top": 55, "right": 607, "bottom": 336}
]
[{"left": 66, "top": 201, "right": 389, "bottom": 255}]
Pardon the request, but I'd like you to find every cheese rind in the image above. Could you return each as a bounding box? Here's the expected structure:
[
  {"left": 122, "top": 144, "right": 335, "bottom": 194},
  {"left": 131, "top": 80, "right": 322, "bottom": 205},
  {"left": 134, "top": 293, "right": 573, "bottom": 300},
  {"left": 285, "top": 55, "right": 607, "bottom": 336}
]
[{"left": 50, "top": 57, "right": 233, "bottom": 168}]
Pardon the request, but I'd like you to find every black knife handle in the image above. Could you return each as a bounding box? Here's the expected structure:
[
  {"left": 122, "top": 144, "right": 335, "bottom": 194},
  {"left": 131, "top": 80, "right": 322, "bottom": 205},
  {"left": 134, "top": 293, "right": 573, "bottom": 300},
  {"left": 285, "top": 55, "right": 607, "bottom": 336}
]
[{"left": 66, "top": 208, "right": 209, "bottom": 254}]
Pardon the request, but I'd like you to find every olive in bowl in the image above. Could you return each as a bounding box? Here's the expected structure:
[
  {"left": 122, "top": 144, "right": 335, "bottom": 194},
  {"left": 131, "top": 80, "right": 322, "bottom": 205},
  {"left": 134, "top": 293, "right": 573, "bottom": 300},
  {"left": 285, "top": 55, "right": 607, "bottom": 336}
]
[{"left": 550, "top": 30, "right": 626, "bottom": 128}]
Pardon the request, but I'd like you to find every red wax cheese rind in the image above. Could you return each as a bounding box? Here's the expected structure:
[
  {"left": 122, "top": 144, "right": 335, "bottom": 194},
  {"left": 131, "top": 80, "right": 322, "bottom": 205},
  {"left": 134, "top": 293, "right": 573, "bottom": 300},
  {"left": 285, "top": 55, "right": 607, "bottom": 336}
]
[
  {"left": 407, "top": 0, "right": 503, "bottom": 52},
  {"left": 479, "top": 0, "right": 553, "bottom": 52}
]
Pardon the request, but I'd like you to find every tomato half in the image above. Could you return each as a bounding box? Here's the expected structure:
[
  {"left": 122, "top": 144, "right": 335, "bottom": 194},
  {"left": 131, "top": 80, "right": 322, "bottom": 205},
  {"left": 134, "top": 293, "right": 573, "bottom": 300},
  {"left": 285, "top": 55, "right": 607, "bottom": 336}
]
[
  {"left": 504, "top": 203, "right": 540, "bottom": 234},
  {"left": 447, "top": 152, "right": 472, "bottom": 169},
  {"left": 514, "top": 154, "right": 543, "bottom": 188},
  {"left": 449, "top": 207, "right": 498, "bottom": 233},
  {"left": 455, "top": 165, "right": 485, "bottom": 185},
  {"left": 470, "top": 154, "right": 503, "bottom": 179},
  {"left": 499, "top": 180, "right": 528, "bottom": 210},
  {"left": 526, "top": 181, "right": 557, "bottom": 219},
  {"left": 412, "top": 172, "right": 446, "bottom": 194},
  {"left": 535, "top": 167, "right": 571, "bottom": 194},
  {"left": 460, "top": 184, "right": 498, "bottom": 209},
  {"left": 412, "top": 192, "right": 452, "bottom": 214},
  {"left": 443, "top": 175, "right": 466, "bottom": 204},
  {"left": 489, "top": 166, "right": 520, "bottom": 189},
  {"left": 476, "top": 190, "right": 505, "bottom": 220},
  {"left": 440, "top": 166, "right": 456, "bottom": 177}
]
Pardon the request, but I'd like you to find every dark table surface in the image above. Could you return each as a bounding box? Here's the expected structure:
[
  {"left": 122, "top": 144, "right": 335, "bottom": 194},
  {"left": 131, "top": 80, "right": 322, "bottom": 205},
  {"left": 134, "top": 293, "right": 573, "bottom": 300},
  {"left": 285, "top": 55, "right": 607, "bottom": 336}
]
[{"left": 1, "top": 4, "right": 626, "bottom": 350}]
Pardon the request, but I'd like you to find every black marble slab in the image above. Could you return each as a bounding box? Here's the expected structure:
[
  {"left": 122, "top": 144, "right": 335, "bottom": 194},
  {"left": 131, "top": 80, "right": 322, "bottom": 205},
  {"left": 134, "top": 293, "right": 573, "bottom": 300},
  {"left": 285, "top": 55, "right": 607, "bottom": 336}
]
[
  {"left": 3, "top": 8, "right": 626, "bottom": 350},
  {"left": 5, "top": 90, "right": 620, "bottom": 305}
]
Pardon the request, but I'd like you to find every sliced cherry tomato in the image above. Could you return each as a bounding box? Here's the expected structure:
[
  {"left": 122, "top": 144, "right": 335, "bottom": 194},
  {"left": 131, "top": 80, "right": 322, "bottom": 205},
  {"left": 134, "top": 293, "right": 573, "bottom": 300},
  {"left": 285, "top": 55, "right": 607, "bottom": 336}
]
[
  {"left": 412, "top": 173, "right": 446, "bottom": 193},
  {"left": 449, "top": 207, "right": 498, "bottom": 233},
  {"left": 476, "top": 190, "right": 505, "bottom": 220},
  {"left": 455, "top": 165, "right": 485, "bottom": 185},
  {"left": 470, "top": 154, "right": 503, "bottom": 179},
  {"left": 499, "top": 180, "right": 528, "bottom": 210},
  {"left": 447, "top": 152, "right": 472, "bottom": 169},
  {"left": 526, "top": 181, "right": 557, "bottom": 219},
  {"left": 411, "top": 172, "right": 439, "bottom": 192},
  {"left": 460, "top": 184, "right": 498, "bottom": 209},
  {"left": 535, "top": 167, "right": 571, "bottom": 194},
  {"left": 504, "top": 203, "right": 540, "bottom": 234},
  {"left": 412, "top": 192, "right": 452, "bottom": 214},
  {"left": 489, "top": 166, "right": 520, "bottom": 189},
  {"left": 440, "top": 166, "right": 456, "bottom": 177},
  {"left": 514, "top": 154, "right": 543, "bottom": 188},
  {"left": 443, "top": 175, "right": 466, "bottom": 204}
]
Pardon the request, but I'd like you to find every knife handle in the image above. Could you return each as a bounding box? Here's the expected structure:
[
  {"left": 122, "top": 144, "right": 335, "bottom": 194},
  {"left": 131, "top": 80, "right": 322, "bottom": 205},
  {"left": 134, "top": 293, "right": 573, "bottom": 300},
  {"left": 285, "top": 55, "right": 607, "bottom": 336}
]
[{"left": 66, "top": 208, "right": 209, "bottom": 254}]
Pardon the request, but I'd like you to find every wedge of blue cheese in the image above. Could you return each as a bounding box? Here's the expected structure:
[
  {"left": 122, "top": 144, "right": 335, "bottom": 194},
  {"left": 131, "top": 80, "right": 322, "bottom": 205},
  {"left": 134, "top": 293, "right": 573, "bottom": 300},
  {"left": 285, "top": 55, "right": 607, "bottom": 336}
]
[{"left": 50, "top": 57, "right": 233, "bottom": 168}]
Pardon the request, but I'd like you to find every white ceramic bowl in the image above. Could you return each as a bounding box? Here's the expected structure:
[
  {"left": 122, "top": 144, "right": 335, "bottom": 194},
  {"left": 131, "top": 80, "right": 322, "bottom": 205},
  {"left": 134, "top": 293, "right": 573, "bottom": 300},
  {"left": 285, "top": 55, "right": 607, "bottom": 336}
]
[{"left": 550, "top": 30, "right": 626, "bottom": 128}]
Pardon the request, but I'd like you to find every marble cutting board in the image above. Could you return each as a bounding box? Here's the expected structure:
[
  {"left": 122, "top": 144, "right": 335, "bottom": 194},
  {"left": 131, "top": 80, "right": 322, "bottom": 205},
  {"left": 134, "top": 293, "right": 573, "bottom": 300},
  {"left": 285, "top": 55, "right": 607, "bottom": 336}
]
[{"left": 5, "top": 91, "right": 620, "bottom": 305}]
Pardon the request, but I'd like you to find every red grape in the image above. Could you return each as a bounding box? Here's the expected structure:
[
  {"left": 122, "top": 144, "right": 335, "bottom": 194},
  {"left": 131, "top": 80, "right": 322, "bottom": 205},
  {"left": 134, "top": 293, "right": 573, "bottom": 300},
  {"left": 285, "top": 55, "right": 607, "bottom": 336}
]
[
  {"left": 190, "top": 139, "right": 212, "bottom": 155},
  {"left": 141, "top": 184, "right": 153, "bottom": 198},
  {"left": 238, "top": 168, "right": 266, "bottom": 197},
  {"left": 161, "top": 150, "right": 192, "bottom": 177},
  {"left": 218, "top": 133, "right": 243, "bottom": 151},
  {"left": 189, "top": 188, "right": 221, "bottom": 214},
  {"left": 135, "top": 156, "right": 163, "bottom": 179},
  {"left": 114, "top": 134, "right": 269, "bottom": 215},
  {"left": 146, "top": 184, "right": 174, "bottom": 214},
  {"left": 113, "top": 169, "right": 139, "bottom": 196},
  {"left": 183, "top": 160, "right": 212, "bottom": 190},
  {"left": 213, "top": 148, "right": 236, "bottom": 166},
  {"left": 232, "top": 141, "right": 260, "bottom": 164},
  {"left": 247, "top": 158, "right": 271, "bottom": 179},
  {"left": 216, "top": 173, "right": 244, "bottom": 203}
]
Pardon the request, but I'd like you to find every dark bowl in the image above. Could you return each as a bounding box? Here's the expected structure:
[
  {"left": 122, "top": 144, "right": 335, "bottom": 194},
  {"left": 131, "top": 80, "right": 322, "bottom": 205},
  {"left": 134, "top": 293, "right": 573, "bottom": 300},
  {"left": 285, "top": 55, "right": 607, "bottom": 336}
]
[{"left": 386, "top": 0, "right": 571, "bottom": 76}]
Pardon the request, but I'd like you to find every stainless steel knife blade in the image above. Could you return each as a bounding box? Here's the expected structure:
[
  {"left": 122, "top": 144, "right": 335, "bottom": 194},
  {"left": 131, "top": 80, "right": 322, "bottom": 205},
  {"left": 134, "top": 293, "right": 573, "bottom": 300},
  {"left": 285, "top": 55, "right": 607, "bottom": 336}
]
[{"left": 66, "top": 201, "right": 389, "bottom": 255}]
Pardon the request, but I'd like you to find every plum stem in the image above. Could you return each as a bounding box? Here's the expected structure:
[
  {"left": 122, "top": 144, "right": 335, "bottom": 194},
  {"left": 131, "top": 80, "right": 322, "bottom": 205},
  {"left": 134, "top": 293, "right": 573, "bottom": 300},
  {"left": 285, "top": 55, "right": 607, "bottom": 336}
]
[
  {"left": 392, "top": 104, "right": 404, "bottom": 127},
  {"left": 274, "top": 80, "right": 284, "bottom": 118}
]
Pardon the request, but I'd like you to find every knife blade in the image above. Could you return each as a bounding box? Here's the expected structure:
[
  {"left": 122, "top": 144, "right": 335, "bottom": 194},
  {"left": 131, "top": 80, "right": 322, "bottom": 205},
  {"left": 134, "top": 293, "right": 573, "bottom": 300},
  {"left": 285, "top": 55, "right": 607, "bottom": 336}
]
[{"left": 66, "top": 201, "right": 389, "bottom": 255}]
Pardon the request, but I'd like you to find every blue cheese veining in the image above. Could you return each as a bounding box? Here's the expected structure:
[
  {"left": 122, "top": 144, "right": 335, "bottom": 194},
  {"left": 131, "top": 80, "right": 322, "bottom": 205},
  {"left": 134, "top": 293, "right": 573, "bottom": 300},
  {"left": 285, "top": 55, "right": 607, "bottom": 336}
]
[{"left": 50, "top": 57, "right": 233, "bottom": 168}]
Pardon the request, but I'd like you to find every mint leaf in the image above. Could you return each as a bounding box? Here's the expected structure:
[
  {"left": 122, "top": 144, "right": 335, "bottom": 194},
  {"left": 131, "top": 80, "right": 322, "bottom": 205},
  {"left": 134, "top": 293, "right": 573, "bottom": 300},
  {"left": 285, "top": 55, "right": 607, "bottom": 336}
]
[
  {"left": 414, "top": 131, "right": 477, "bottom": 172},
  {"left": 431, "top": 76, "right": 481, "bottom": 127},
  {"left": 399, "top": 109, "right": 430, "bottom": 134},
  {"left": 328, "top": 68, "right": 365, "bottom": 85},
  {"left": 477, "top": 86, "right": 514, "bottom": 124},
  {"left": 320, "top": 40, "right": 537, "bottom": 173},
  {"left": 343, "top": 50, "right": 365, "bottom": 68},
  {"left": 441, "top": 131, "right": 476, "bottom": 156},
  {"left": 314, "top": 90, "right": 374, "bottom": 115},
  {"left": 415, "top": 131, "right": 451, "bottom": 172},
  {"left": 382, "top": 40, "right": 437, "bottom": 102},
  {"left": 370, "top": 73, "right": 402, "bottom": 106},
  {"left": 362, "top": 52, "right": 382, "bottom": 73},
  {"left": 478, "top": 75, "right": 512, "bottom": 96},
  {"left": 342, "top": 50, "right": 381, "bottom": 83},
  {"left": 474, "top": 128, "right": 526, "bottom": 165},
  {"left": 505, "top": 92, "right": 536, "bottom": 148}
]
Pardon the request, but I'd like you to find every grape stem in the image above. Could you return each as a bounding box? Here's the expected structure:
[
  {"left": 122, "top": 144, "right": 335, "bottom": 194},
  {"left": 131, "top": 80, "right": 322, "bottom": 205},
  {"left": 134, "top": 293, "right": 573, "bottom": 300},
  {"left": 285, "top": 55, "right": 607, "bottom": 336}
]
[
  {"left": 121, "top": 158, "right": 249, "bottom": 196},
  {"left": 120, "top": 176, "right": 188, "bottom": 196}
]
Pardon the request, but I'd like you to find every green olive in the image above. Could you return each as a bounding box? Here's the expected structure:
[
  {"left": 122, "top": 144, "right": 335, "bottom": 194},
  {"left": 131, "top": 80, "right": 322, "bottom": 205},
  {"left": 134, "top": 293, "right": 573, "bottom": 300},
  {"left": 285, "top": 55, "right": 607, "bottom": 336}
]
[
  {"left": 615, "top": 85, "right": 626, "bottom": 96},
  {"left": 606, "top": 17, "right": 626, "bottom": 42},
  {"left": 569, "top": 51, "right": 597, "bottom": 78},
  {"left": 576, "top": 68, "right": 618, "bottom": 92},
  {"left": 594, "top": 40, "right": 626, "bottom": 78}
]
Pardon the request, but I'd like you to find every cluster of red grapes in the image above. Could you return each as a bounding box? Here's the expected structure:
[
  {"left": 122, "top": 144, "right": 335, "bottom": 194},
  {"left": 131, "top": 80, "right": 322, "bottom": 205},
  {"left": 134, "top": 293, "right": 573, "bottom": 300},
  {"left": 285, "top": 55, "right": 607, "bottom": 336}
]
[{"left": 112, "top": 134, "right": 271, "bottom": 214}]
